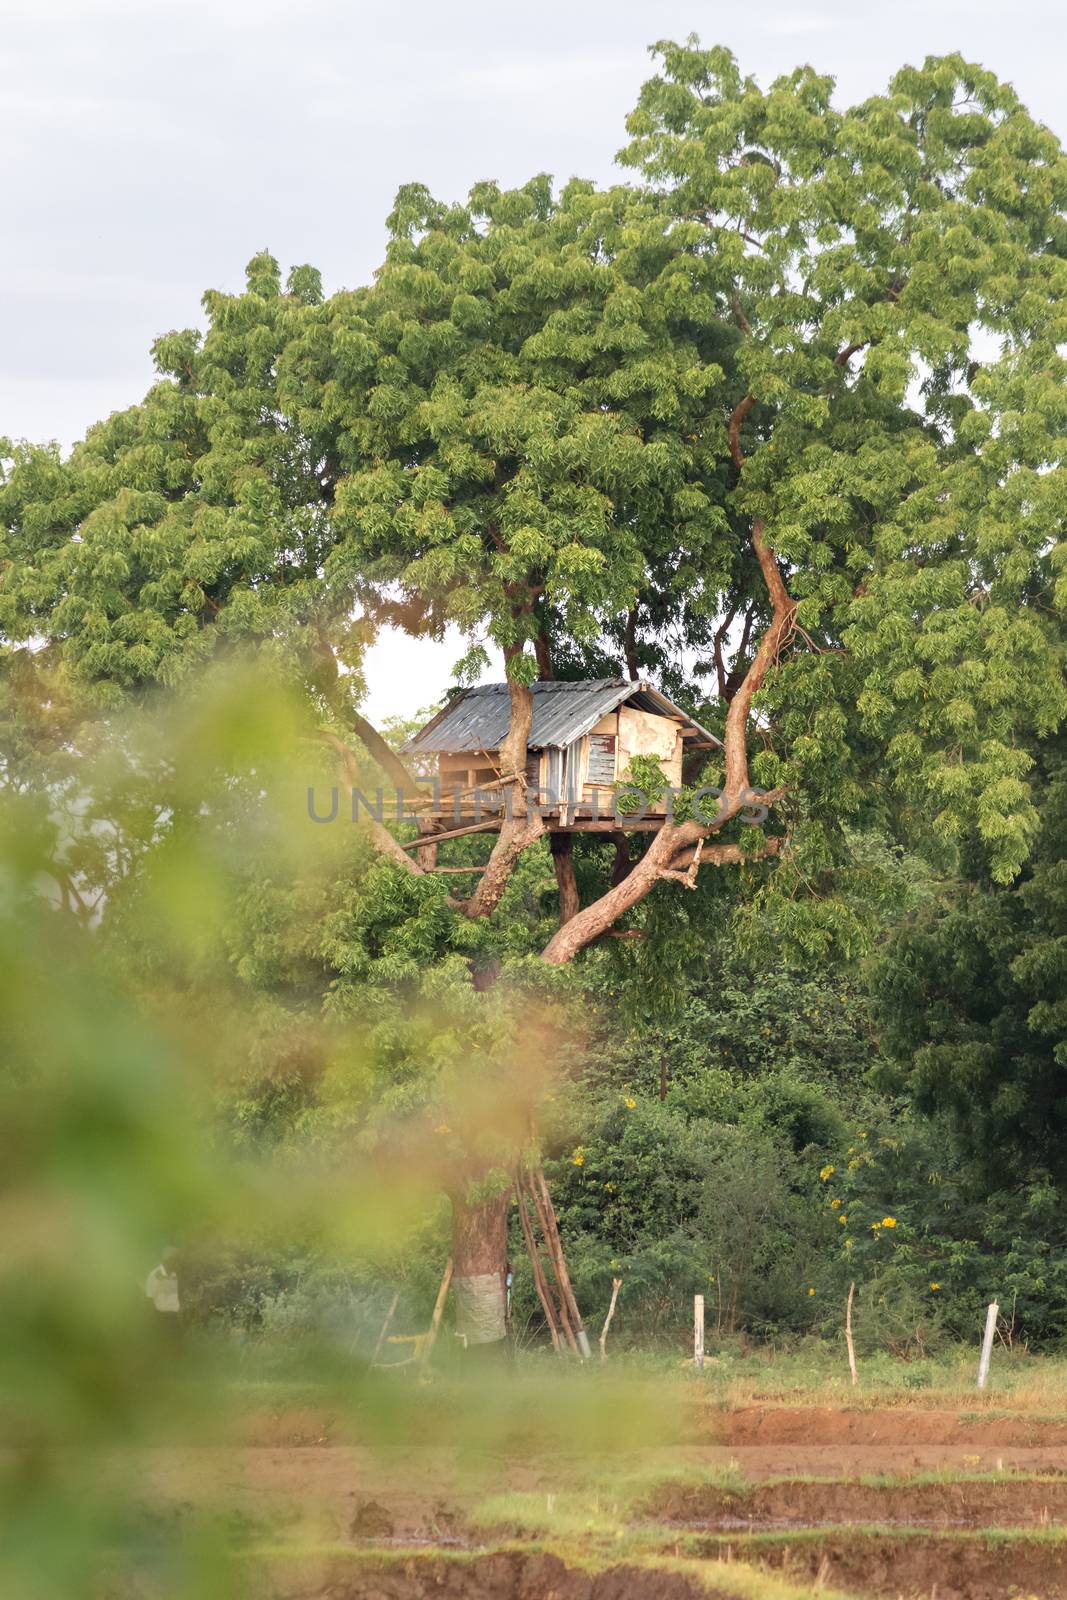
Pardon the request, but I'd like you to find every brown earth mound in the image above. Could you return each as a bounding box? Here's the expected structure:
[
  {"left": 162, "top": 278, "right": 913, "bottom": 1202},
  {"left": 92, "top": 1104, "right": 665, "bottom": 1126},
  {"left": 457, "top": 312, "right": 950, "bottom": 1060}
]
[
  {"left": 741, "top": 1532, "right": 1067, "bottom": 1600},
  {"left": 260, "top": 1551, "right": 727, "bottom": 1600},
  {"left": 714, "top": 1405, "right": 1067, "bottom": 1448},
  {"left": 646, "top": 1475, "right": 1067, "bottom": 1528}
]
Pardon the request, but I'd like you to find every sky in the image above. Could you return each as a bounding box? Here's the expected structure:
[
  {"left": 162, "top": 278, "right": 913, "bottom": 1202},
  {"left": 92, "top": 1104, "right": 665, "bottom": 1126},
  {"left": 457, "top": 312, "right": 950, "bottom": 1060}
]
[{"left": 4, "top": 0, "right": 1064, "bottom": 721}]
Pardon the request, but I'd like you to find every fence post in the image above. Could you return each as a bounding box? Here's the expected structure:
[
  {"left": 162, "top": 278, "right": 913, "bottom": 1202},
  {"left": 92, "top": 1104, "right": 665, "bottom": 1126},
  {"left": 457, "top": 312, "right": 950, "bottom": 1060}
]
[
  {"left": 977, "top": 1300, "right": 999, "bottom": 1390},
  {"left": 694, "top": 1293, "right": 705, "bottom": 1370}
]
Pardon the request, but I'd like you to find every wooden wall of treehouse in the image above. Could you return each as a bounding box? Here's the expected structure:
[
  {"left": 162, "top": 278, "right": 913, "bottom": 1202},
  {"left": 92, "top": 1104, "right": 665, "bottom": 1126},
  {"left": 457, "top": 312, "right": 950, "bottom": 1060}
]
[{"left": 433, "top": 705, "right": 683, "bottom": 817}]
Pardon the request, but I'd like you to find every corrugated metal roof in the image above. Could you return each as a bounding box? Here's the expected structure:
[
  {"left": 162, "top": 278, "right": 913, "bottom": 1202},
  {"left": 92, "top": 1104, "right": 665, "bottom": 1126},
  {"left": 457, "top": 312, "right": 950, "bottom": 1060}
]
[{"left": 405, "top": 678, "right": 722, "bottom": 754}]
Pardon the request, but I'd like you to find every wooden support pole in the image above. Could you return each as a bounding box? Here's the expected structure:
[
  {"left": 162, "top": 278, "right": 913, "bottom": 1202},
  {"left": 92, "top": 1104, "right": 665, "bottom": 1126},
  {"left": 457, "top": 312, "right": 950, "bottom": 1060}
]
[
  {"left": 530, "top": 1165, "right": 591, "bottom": 1358},
  {"left": 977, "top": 1300, "right": 999, "bottom": 1390},
  {"left": 417, "top": 1257, "right": 453, "bottom": 1375},
  {"left": 371, "top": 1289, "right": 400, "bottom": 1364},
  {"left": 694, "top": 1293, "right": 705, "bottom": 1370},
  {"left": 845, "top": 1280, "right": 858, "bottom": 1388},
  {"left": 599, "top": 1277, "right": 622, "bottom": 1360},
  {"left": 399, "top": 819, "right": 503, "bottom": 850},
  {"left": 514, "top": 1180, "right": 563, "bottom": 1356},
  {"left": 525, "top": 1169, "right": 580, "bottom": 1355}
]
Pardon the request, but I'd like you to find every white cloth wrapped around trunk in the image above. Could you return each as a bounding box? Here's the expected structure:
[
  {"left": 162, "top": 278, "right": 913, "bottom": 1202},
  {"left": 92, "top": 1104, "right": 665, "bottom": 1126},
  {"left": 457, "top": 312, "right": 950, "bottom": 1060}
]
[{"left": 452, "top": 1271, "right": 506, "bottom": 1345}]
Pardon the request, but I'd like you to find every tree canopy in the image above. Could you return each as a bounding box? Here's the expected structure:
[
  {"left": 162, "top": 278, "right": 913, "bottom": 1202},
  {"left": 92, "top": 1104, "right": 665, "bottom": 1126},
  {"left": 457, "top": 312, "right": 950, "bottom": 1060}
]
[{"left": 3, "top": 45, "right": 1064, "bottom": 975}]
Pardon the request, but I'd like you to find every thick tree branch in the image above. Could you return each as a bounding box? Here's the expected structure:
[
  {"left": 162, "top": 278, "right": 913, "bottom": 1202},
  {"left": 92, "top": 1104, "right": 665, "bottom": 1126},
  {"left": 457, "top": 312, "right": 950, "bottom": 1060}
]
[
  {"left": 459, "top": 655, "right": 545, "bottom": 919},
  {"left": 537, "top": 394, "right": 795, "bottom": 965},
  {"left": 318, "top": 731, "right": 461, "bottom": 903},
  {"left": 727, "top": 394, "right": 756, "bottom": 474},
  {"left": 624, "top": 607, "right": 640, "bottom": 681},
  {"left": 534, "top": 630, "right": 554, "bottom": 680},
  {"left": 608, "top": 831, "right": 632, "bottom": 888},
  {"left": 347, "top": 710, "right": 423, "bottom": 799},
  {"left": 835, "top": 341, "right": 868, "bottom": 366}
]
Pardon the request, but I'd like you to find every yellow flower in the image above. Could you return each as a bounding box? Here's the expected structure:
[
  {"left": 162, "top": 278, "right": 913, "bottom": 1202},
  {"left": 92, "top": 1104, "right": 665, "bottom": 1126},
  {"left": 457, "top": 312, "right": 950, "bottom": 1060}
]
[
  {"left": 881, "top": 1216, "right": 897, "bottom": 1228},
  {"left": 844, "top": 1238, "right": 853, "bottom": 1250},
  {"left": 838, "top": 1214, "right": 848, "bottom": 1225},
  {"left": 859, "top": 1131, "right": 868, "bottom": 1139},
  {"left": 808, "top": 1287, "right": 815, "bottom": 1297},
  {"left": 624, "top": 1097, "right": 636, "bottom": 1109},
  {"left": 572, "top": 1149, "right": 585, "bottom": 1166},
  {"left": 819, "top": 1164, "right": 835, "bottom": 1181},
  {"left": 708, "top": 1274, "right": 716, "bottom": 1283},
  {"left": 930, "top": 1282, "right": 941, "bottom": 1292},
  {"left": 871, "top": 1221, "right": 882, "bottom": 1231},
  {"left": 830, "top": 1197, "right": 841, "bottom": 1209},
  {"left": 433, "top": 1123, "right": 451, "bottom": 1135}
]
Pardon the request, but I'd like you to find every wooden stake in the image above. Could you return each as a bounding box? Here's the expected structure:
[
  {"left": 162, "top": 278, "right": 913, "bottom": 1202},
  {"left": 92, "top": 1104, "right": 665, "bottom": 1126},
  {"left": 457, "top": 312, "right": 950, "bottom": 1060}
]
[
  {"left": 514, "top": 1179, "right": 563, "bottom": 1355},
  {"left": 525, "top": 1168, "right": 580, "bottom": 1355},
  {"left": 530, "top": 1165, "right": 591, "bottom": 1358},
  {"left": 417, "top": 1256, "right": 453, "bottom": 1375},
  {"left": 845, "top": 1280, "right": 858, "bottom": 1387},
  {"left": 694, "top": 1293, "right": 705, "bottom": 1370},
  {"left": 977, "top": 1299, "right": 999, "bottom": 1390},
  {"left": 599, "top": 1277, "right": 622, "bottom": 1360},
  {"left": 371, "top": 1289, "right": 400, "bottom": 1364}
]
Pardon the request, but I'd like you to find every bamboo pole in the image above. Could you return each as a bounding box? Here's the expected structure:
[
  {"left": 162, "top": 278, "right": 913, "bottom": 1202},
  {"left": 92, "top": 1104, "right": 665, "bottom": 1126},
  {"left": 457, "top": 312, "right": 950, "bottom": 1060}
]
[
  {"left": 694, "top": 1294, "right": 705, "bottom": 1370},
  {"left": 514, "top": 1180, "right": 563, "bottom": 1355},
  {"left": 531, "top": 1165, "right": 591, "bottom": 1358},
  {"left": 417, "top": 1257, "right": 453, "bottom": 1375},
  {"left": 599, "top": 1277, "right": 622, "bottom": 1359},
  {"left": 371, "top": 1289, "right": 400, "bottom": 1364},
  {"left": 845, "top": 1280, "right": 858, "bottom": 1387},
  {"left": 525, "top": 1169, "right": 580, "bottom": 1355}
]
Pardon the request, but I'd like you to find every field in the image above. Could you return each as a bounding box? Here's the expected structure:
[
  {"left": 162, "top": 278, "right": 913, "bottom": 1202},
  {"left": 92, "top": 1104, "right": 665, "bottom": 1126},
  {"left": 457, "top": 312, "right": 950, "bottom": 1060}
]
[{"left": 82, "top": 1347, "right": 1067, "bottom": 1600}]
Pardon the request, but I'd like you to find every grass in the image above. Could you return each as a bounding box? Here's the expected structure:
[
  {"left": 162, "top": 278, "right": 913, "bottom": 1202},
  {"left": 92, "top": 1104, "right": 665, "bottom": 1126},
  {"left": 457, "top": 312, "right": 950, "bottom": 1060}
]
[{"left": 682, "top": 1341, "right": 1067, "bottom": 1413}]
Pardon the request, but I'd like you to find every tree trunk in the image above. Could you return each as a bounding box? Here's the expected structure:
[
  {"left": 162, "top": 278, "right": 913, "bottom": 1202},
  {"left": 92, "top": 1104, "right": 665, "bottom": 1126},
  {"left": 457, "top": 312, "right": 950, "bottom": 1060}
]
[
  {"left": 549, "top": 832, "right": 580, "bottom": 925},
  {"left": 450, "top": 1181, "right": 511, "bottom": 1353},
  {"left": 539, "top": 821, "right": 691, "bottom": 964}
]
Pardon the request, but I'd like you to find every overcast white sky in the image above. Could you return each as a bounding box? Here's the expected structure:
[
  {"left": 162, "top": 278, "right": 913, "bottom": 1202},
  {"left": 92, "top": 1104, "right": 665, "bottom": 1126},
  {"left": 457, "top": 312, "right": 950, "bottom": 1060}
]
[{"left": 4, "top": 0, "right": 1064, "bottom": 721}]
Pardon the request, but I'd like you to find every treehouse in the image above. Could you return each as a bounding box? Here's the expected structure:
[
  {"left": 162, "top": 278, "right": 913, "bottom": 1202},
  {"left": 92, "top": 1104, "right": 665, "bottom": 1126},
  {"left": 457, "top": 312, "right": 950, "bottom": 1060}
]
[{"left": 404, "top": 677, "right": 721, "bottom": 831}]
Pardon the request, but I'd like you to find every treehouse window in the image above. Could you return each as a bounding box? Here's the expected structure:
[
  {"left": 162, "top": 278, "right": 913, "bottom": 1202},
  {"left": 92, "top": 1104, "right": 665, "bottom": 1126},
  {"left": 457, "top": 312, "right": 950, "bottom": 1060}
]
[{"left": 586, "top": 734, "right": 616, "bottom": 786}]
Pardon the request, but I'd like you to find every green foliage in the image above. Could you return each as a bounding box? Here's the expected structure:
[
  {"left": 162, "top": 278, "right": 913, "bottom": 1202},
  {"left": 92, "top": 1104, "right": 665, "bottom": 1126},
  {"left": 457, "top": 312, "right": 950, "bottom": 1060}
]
[
  {"left": 622, "top": 42, "right": 1067, "bottom": 883},
  {"left": 873, "top": 734, "right": 1067, "bottom": 1184}
]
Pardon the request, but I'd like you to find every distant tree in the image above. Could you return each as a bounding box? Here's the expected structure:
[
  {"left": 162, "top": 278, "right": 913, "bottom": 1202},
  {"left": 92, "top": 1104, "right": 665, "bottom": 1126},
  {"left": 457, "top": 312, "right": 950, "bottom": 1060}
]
[{"left": 874, "top": 733, "right": 1067, "bottom": 1184}]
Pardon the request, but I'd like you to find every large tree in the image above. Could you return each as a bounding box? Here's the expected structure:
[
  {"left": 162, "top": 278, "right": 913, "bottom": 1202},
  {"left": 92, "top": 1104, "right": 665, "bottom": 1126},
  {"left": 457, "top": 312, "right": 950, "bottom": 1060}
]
[{"left": 3, "top": 44, "right": 1065, "bottom": 1347}]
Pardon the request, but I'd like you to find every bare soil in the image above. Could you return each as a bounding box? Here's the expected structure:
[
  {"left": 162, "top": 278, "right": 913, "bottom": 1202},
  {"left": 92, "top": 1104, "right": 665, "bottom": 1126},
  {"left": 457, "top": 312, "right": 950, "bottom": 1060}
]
[
  {"left": 645, "top": 1474, "right": 1067, "bottom": 1529},
  {"left": 737, "top": 1532, "right": 1067, "bottom": 1600},
  {"left": 712, "top": 1403, "right": 1067, "bottom": 1448},
  {"left": 256, "top": 1552, "right": 726, "bottom": 1600},
  {"left": 94, "top": 1399, "right": 1067, "bottom": 1599}
]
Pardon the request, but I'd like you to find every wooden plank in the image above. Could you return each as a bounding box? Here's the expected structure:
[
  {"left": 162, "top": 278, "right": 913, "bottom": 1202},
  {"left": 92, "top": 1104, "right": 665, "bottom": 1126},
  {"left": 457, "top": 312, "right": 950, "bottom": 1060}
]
[
  {"left": 586, "top": 733, "right": 617, "bottom": 785},
  {"left": 551, "top": 818, "right": 665, "bottom": 834},
  {"left": 399, "top": 819, "right": 503, "bottom": 850}
]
